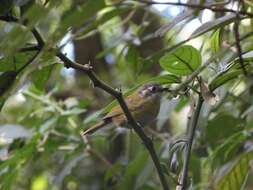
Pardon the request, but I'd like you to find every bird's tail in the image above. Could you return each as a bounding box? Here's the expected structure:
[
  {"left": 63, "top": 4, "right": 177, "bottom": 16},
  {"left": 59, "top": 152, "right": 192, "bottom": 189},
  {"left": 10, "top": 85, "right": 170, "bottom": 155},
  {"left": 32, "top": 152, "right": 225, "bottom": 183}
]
[{"left": 81, "top": 120, "right": 110, "bottom": 136}]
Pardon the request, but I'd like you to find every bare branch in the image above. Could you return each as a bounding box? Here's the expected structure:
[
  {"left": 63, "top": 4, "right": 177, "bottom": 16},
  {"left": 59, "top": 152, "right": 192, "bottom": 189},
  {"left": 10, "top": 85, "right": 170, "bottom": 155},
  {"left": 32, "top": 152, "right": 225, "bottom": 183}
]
[
  {"left": 135, "top": 0, "right": 253, "bottom": 18},
  {"left": 19, "top": 45, "right": 40, "bottom": 52},
  {"left": 179, "top": 96, "right": 204, "bottom": 190},
  {"left": 233, "top": 4, "right": 248, "bottom": 76},
  {"left": 57, "top": 52, "right": 170, "bottom": 190}
]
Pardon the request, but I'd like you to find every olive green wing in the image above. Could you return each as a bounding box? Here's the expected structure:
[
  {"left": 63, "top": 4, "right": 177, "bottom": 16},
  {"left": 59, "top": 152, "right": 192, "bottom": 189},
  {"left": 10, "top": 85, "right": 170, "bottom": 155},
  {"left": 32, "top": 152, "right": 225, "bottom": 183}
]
[{"left": 103, "top": 94, "right": 143, "bottom": 119}]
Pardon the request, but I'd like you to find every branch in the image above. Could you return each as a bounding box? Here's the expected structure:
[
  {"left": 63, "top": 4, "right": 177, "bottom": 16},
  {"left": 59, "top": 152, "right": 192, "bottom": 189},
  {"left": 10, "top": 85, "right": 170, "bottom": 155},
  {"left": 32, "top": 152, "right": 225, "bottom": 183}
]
[
  {"left": 31, "top": 28, "right": 45, "bottom": 47},
  {"left": 57, "top": 52, "right": 170, "bottom": 190},
  {"left": 16, "top": 50, "right": 41, "bottom": 74},
  {"left": 0, "top": 15, "right": 18, "bottom": 22},
  {"left": 233, "top": 15, "right": 248, "bottom": 76},
  {"left": 12, "top": 14, "right": 170, "bottom": 188},
  {"left": 19, "top": 45, "right": 41, "bottom": 52},
  {"left": 179, "top": 96, "right": 204, "bottom": 190},
  {"left": 135, "top": 0, "right": 253, "bottom": 18}
]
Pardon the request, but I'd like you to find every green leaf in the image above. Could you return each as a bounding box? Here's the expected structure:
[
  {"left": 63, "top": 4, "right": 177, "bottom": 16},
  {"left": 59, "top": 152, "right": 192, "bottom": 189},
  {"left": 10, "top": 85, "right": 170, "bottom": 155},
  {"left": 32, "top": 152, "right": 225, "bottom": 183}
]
[
  {"left": 61, "top": 108, "right": 86, "bottom": 116},
  {"left": 190, "top": 14, "right": 235, "bottom": 39},
  {"left": 104, "top": 163, "right": 121, "bottom": 187},
  {"left": 159, "top": 45, "right": 201, "bottom": 76},
  {"left": 189, "top": 154, "right": 201, "bottom": 184},
  {"left": 210, "top": 29, "right": 221, "bottom": 54},
  {"left": 31, "top": 64, "right": 56, "bottom": 90},
  {"left": 0, "top": 4, "right": 48, "bottom": 56},
  {"left": 149, "top": 14, "right": 239, "bottom": 63},
  {"left": 59, "top": 0, "right": 105, "bottom": 38},
  {"left": 209, "top": 58, "right": 253, "bottom": 91},
  {"left": 209, "top": 70, "right": 241, "bottom": 91},
  {"left": 215, "top": 151, "right": 253, "bottom": 190},
  {"left": 23, "top": 3, "right": 49, "bottom": 27},
  {"left": 150, "top": 74, "right": 181, "bottom": 84},
  {"left": 1, "top": 168, "right": 18, "bottom": 190},
  {"left": 76, "top": 7, "right": 130, "bottom": 40},
  {"left": 0, "top": 57, "right": 14, "bottom": 72},
  {"left": 0, "top": 24, "right": 30, "bottom": 56},
  {"left": 0, "top": 97, "right": 7, "bottom": 111},
  {"left": 0, "top": 52, "right": 36, "bottom": 72},
  {"left": 118, "top": 150, "right": 149, "bottom": 190},
  {"left": 206, "top": 114, "right": 243, "bottom": 149},
  {"left": 0, "top": 134, "right": 39, "bottom": 171},
  {"left": 210, "top": 131, "right": 249, "bottom": 170},
  {"left": 126, "top": 45, "right": 139, "bottom": 73},
  {"left": 0, "top": 71, "right": 17, "bottom": 96}
]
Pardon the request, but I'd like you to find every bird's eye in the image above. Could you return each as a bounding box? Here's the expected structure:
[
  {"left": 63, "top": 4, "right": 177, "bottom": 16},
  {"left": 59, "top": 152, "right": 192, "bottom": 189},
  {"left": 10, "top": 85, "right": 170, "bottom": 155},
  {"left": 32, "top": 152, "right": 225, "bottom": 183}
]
[{"left": 149, "top": 86, "right": 156, "bottom": 91}]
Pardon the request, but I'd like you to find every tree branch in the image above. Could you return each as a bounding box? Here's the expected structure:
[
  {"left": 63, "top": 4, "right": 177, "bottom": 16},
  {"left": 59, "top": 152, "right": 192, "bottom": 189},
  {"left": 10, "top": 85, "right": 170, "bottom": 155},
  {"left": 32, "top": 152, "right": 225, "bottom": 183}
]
[
  {"left": 22, "top": 18, "right": 170, "bottom": 190},
  {"left": 179, "top": 96, "right": 204, "bottom": 190},
  {"left": 57, "top": 52, "right": 170, "bottom": 190},
  {"left": 16, "top": 50, "right": 41, "bottom": 74},
  {"left": 19, "top": 45, "right": 41, "bottom": 52},
  {"left": 135, "top": 0, "right": 253, "bottom": 18},
  {"left": 31, "top": 28, "right": 45, "bottom": 47},
  {"left": 0, "top": 15, "right": 170, "bottom": 189},
  {"left": 233, "top": 15, "right": 248, "bottom": 76}
]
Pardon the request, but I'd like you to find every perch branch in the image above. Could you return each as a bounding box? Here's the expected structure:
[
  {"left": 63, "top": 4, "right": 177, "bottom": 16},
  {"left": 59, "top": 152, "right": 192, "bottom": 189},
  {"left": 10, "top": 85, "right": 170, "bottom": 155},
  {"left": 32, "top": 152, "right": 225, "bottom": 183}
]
[
  {"left": 179, "top": 96, "right": 204, "bottom": 189},
  {"left": 29, "top": 24, "right": 171, "bottom": 190},
  {"left": 57, "top": 52, "right": 170, "bottom": 190},
  {"left": 233, "top": 14, "right": 248, "bottom": 76}
]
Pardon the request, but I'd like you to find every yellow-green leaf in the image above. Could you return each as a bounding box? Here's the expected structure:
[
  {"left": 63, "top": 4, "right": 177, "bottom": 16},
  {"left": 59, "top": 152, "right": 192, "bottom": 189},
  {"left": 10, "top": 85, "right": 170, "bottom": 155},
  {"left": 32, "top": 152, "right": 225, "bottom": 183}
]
[{"left": 159, "top": 45, "right": 201, "bottom": 76}]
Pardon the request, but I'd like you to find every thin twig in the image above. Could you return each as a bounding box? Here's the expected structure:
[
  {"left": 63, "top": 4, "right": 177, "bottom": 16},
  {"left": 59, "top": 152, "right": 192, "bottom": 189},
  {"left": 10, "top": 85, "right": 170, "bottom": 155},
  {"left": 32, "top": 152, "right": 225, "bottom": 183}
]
[
  {"left": 179, "top": 96, "right": 204, "bottom": 190},
  {"left": 31, "top": 28, "right": 45, "bottom": 47},
  {"left": 0, "top": 15, "right": 18, "bottom": 22},
  {"left": 19, "top": 45, "right": 41, "bottom": 52},
  {"left": 233, "top": 11, "right": 248, "bottom": 76},
  {"left": 16, "top": 50, "right": 41, "bottom": 74},
  {"left": 135, "top": 0, "right": 253, "bottom": 17}
]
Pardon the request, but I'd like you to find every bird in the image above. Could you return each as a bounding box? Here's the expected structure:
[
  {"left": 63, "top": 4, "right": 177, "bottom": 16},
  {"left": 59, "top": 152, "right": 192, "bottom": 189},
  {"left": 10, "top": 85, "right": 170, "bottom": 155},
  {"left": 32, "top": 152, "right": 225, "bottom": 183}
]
[{"left": 81, "top": 83, "right": 165, "bottom": 136}]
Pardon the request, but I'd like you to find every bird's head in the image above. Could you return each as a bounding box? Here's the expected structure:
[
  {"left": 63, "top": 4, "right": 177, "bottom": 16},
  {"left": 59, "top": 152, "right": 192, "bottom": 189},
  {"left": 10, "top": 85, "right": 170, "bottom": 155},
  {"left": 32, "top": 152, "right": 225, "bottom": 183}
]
[{"left": 138, "top": 83, "right": 164, "bottom": 98}]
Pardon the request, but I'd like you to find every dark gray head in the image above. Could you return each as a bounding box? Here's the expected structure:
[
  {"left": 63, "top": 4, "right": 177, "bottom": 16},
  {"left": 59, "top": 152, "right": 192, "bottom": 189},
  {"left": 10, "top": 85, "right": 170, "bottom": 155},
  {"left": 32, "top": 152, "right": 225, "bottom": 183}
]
[{"left": 138, "top": 83, "right": 163, "bottom": 97}]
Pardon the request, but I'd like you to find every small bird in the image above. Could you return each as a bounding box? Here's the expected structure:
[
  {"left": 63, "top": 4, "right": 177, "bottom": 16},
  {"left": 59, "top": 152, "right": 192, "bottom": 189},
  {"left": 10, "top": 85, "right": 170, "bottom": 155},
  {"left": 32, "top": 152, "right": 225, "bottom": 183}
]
[{"left": 81, "top": 83, "right": 165, "bottom": 136}]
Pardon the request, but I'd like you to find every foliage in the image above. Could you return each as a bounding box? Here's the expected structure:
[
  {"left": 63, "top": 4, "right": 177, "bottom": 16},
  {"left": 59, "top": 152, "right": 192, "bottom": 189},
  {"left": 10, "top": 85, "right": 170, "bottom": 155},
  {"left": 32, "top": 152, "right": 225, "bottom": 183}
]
[{"left": 0, "top": 0, "right": 253, "bottom": 190}]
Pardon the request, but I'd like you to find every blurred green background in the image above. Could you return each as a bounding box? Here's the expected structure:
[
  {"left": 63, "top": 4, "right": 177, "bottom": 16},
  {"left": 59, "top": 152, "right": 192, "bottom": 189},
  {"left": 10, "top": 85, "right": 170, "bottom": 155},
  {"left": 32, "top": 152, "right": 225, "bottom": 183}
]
[{"left": 0, "top": 0, "right": 253, "bottom": 190}]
